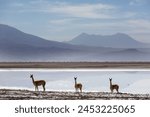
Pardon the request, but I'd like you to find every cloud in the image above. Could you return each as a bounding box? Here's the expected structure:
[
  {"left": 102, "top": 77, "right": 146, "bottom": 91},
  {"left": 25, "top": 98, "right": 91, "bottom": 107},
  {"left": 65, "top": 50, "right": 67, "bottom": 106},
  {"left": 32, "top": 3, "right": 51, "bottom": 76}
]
[
  {"left": 49, "top": 19, "right": 75, "bottom": 25},
  {"left": 6, "top": 1, "right": 139, "bottom": 20},
  {"left": 6, "top": 1, "right": 116, "bottom": 19},
  {"left": 129, "top": 0, "right": 147, "bottom": 5},
  {"left": 48, "top": 3, "right": 115, "bottom": 19}
]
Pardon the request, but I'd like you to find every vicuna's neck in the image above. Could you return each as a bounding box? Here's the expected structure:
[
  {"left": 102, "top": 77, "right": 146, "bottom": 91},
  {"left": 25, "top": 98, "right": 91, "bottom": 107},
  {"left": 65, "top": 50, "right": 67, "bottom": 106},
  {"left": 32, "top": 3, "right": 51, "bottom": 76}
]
[
  {"left": 31, "top": 77, "right": 35, "bottom": 84},
  {"left": 75, "top": 79, "right": 77, "bottom": 85},
  {"left": 110, "top": 80, "right": 112, "bottom": 86}
]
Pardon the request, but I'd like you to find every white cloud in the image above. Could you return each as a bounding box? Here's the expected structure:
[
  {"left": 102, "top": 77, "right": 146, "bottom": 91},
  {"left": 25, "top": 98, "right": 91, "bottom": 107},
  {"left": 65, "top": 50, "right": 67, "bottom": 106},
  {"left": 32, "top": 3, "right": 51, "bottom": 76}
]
[
  {"left": 49, "top": 19, "right": 75, "bottom": 25},
  {"left": 8, "top": 1, "right": 139, "bottom": 20},
  {"left": 9, "top": 2, "right": 116, "bottom": 19},
  {"left": 47, "top": 3, "right": 116, "bottom": 19}
]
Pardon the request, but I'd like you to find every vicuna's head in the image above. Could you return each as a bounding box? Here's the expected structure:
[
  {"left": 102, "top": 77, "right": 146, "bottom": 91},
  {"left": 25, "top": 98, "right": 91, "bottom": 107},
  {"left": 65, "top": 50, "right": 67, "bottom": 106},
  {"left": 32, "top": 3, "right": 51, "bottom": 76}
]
[
  {"left": 30, "top": 74, "right": 33, "bottom": 78},
  {"left": 109, "top": 78, "right": 112, "bottom": 82},
  {"left": 74, "top": 77, "right": 77, "bottom": 80}
]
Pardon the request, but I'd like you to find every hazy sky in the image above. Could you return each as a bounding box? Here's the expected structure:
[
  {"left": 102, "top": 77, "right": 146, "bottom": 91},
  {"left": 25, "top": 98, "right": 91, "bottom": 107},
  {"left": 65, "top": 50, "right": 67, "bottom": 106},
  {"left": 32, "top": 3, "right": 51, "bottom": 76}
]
[{"left": 0, "top": 0, "right": 150, "bottom": 43}]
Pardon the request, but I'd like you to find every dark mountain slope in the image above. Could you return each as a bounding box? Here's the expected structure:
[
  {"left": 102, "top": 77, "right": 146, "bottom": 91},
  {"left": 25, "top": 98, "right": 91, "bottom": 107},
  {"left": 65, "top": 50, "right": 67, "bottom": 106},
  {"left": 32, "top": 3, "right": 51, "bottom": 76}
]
[{"left": 0, "top": 24, "right": 75, "bottom": 48}]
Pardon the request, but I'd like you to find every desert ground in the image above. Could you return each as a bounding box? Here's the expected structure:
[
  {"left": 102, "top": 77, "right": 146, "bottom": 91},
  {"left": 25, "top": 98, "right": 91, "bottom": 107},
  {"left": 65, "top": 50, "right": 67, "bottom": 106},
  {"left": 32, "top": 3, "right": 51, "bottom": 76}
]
[
  {"left": 0, "top": 62, "right": 150, "bottom": 68},
  {"left": 0, "top": 89, "right": 150, "bottom": 100}
]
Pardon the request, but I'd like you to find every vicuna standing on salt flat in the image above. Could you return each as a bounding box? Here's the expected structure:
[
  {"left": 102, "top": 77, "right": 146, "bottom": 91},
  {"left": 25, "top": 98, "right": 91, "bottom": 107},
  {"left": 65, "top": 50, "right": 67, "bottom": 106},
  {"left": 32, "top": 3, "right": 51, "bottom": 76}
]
[
  {"left": 74, "top": 77, "right": 82, "bottom": 92},
  {"left": 30, "top": 74, "right": 46, "bottom": 91},
  {"left": 109, "top": 78, "right": 119, "bottom": 93}
]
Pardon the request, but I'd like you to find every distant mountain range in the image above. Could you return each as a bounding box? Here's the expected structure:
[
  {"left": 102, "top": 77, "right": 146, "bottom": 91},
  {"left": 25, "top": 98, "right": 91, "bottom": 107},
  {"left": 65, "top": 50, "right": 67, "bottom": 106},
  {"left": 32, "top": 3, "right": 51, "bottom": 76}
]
[
  {"left": 0, "top": 24, "right": 150, "bottom": 61},
  {"left": 67, "top": 33, "right": 148, "bottom": 48},
  {"left": 0, "top": 24, "right": 83, "bottom": 61}
]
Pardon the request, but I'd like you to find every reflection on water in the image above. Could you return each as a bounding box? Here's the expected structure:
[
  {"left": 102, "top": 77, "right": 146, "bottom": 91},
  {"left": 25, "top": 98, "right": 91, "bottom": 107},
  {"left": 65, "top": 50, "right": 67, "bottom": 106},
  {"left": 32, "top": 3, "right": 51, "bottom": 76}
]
[{"left": 0, "top": 69, "right": 150, "bottom": 94}]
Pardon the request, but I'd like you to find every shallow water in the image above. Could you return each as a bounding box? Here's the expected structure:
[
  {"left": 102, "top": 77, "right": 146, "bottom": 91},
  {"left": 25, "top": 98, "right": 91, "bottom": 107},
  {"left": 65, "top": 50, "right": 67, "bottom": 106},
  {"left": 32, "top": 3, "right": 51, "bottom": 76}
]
[{"left": 0, "top": 69, "right": 150, "bottom": 94}]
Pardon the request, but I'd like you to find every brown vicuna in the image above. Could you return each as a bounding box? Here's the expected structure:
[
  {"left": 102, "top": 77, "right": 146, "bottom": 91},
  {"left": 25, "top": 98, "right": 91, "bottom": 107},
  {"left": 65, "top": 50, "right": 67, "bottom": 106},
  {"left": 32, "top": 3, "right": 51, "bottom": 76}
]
[
  {"left": 30, "top": 74, "right": 46, "bottom": 91},
  {"left": 109, "top": 78, "right": 119, "bottom": 93},
  {"left": 74, "top": 77, "right": 82, "bottom": 92}
]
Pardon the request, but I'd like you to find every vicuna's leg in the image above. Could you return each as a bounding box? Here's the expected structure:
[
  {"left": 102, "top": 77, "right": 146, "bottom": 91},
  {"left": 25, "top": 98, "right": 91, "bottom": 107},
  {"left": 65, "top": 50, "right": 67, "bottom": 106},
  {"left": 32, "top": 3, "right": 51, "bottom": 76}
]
[
  {"left": 35, "top": 86, "right": 38, "bottom": 91},
  {"left": 111, "top": 89, "right": 113, "bottom": 93},
  {"left": 76, "top": 88, "right": 77, "bottom": 92},
  {"left": 43, "top": 84, "right": 46, "bottom": 91},
  {"left": 116, "top": 87, "right": 119, "bottom": 93},
  {"left": 80, "top": 87, "right": 82, "bottom": 92},
  {"left": 36, "top": 86, "right": 39, "bottom": 91},
  {"left": 116, "top": 89, "right": 118, "bottom": 93}
]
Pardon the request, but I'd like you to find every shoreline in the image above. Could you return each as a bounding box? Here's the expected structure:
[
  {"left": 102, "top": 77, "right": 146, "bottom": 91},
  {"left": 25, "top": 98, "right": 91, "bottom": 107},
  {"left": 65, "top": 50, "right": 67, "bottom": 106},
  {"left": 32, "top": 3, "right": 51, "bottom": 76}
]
[{"left": 0, "top": 62, "right": 150, "bottom": 68}]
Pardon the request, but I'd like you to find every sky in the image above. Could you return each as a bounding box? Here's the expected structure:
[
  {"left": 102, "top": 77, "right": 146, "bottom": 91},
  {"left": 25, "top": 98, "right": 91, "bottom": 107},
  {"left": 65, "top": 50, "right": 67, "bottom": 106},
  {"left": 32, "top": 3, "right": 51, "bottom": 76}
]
[{"left": 0, "top": 0, "right": 150, "bottom": 43}]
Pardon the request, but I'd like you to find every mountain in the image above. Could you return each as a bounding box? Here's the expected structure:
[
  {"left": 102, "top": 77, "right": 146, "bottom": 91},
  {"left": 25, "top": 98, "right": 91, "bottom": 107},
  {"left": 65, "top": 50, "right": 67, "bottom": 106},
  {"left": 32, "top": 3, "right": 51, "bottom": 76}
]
[
  {"left": 0, "top": 24, "right": 76, "bottom": 48},
  {"left": 0, "top": 24, "right": 86, "bottom": 61},
  {"left": 82, "top": 48, "right": 150, "bottom": 62},
  {"left": 101, "top": 49, "right": 149, "bottom": 61},
  {"left": 0, "top": 24, "right": 150, "bottom": 62},
  {"left": 0, "top": 24, "right": 112, "bottom": 61},
  {"left": 67, "top": 33, "right": 148, "bottom": 48}
]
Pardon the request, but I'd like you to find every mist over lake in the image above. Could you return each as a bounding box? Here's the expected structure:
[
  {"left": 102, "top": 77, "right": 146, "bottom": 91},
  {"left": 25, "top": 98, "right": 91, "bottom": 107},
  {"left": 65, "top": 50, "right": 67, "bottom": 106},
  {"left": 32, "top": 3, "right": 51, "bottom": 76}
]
[{"left": 0, "top": 69, "right": 150, "bottom": 94}]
